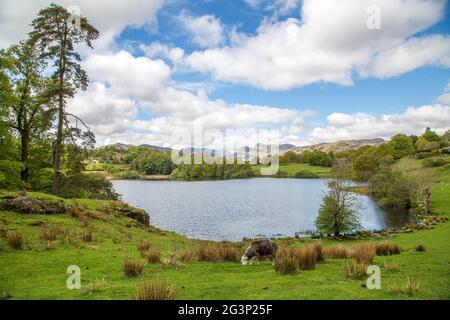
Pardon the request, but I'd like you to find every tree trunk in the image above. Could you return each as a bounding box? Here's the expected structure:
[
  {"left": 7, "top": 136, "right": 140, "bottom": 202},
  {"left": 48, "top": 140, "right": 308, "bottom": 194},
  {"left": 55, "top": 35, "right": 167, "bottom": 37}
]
[
  {"left": 20, "top": 129, "right": 29, "bottom": 182},
  {"left": 52, "top": 77, "right": 64, "bottom": 195}
]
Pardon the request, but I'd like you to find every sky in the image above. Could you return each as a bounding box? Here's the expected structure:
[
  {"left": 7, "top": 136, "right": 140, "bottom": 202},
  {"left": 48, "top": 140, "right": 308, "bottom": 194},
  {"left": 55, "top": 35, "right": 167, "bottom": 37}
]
[{"left": 1, "top": 0, "right": 450, "bottom": 148}]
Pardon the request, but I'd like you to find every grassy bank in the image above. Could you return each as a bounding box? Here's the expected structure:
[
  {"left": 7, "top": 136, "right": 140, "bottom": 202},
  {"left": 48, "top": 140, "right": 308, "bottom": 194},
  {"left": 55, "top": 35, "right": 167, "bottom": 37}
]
[{"left": 0, "top": 166, "right": 449, "bottom": 300}]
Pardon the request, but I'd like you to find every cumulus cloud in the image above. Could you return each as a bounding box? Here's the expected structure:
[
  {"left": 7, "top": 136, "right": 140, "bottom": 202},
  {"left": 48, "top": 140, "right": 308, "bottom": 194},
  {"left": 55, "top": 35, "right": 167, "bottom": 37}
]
[
  {"left": 184, "top": 0, "right": 449, "bottom": 90},
  {"left": 308, "top": 105, "right": 450, "bottom": 144},
  {"left": 68, "top": 51, "right": 311, "bottom": 146},
  {"left": 437, "top": 82, "right": 450, "bottom": 104},
  {"left": 178, "top": 13, "right": 225, "bottom": 48},
  {"left": 0, "top": 0, "right": 165, "bottom": 50},
  {"left": 244, "top": 0, "right": 301, "bottom": 16}
]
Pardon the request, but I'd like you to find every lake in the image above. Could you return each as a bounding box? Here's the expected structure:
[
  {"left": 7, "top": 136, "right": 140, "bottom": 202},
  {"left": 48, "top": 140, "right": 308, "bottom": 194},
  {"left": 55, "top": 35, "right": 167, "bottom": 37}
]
[{"left": 113, "top": 179, "right": 409, "bottom": 242}]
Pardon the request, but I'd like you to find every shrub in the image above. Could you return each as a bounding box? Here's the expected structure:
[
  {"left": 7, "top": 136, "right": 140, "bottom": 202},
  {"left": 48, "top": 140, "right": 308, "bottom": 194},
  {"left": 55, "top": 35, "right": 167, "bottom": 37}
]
[
  {"left": 143, "top": 249, "right": 161, "bottom": 263},
  {"left": 294, "top": 170, "right": 319, "bottom": 179},
  {"left": 136, "top": 279, "right": 176, "bottom": 300},
  {"left": 123, "top": 257, "right": 145, "bottom": 277},
  {"left": 375, "top": 241, "right": 401, "bottom": 256},
  {"left": 350, "top": 243, "right": 375, "bottom": 264},
  {"left": 40, "top": 225, "right": 66, "bottom": 241},
  {"left": 6, "top": 231, "right": 23, "bottom": 249},
  {"left": 324, "top": 245, "right": 350, "bottom": 259},
  {"left": 137, "top": 240, "right": 151, "bottom": 254},
  {"left": 59, "top": 173, "right": 119, "bottom": 200},
  {"left": 344, "top": 261, "right": 367, "bottom": 279},
  {"left": 422, "top": 158, "right": 447, "bottom": 168},
  {"left": 296, "top": 245, "right": 318, "bottom": 270},
  {"left": 415, "top": 243, "right": 426, "bottom": 252}
]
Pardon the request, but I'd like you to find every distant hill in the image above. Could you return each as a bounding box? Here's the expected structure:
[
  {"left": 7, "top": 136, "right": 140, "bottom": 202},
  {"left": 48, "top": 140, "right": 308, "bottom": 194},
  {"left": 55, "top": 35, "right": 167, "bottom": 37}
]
[
  {"left": 290, "top": 138, "right": 385, "bottom": 154},
  {"left": 102, "top": 138, "right": 384, "bottom": 155}
]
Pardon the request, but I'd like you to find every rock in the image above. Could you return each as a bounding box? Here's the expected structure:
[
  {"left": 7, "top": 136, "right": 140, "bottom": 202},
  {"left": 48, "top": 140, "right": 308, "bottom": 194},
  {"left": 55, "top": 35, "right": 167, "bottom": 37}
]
[{"left": 0, "top": 196, "right": 66, "bottom": 215}]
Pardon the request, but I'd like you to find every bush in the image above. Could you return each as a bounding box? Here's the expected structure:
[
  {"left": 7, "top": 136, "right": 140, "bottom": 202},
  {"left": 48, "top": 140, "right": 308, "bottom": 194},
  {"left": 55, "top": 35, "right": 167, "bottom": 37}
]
[
  {"left": 59, "top": 173, "right": 119, "bottom": 200},
  {"left": 350, "top": 243, "right": 375, "bottom": 264},
  {"left": 123, "top": 257, "right": 145, "bottom": 277},
  {"left": 415, "top": 243, "right": 426, "bottom": 252},
  {"left": 116, "top": 170, "right": 140, "bottom": 180},
  {"left": 375, "top": 242, "right": 401, "bottom": 256},
  {"left": 6, "top": 231, "right": 23, "bottom": 249},
  {"left": 422, "top": 158, "right": 447, "bottom": 168},
  {"left": 136, "top": 280, "right": 176, "bottom": 300},
  {"left": 294, "top": 170, "right": 319, "bottom": 179},
  {"left": 344, "top": 261, "right": 367, "bottom": 279}
]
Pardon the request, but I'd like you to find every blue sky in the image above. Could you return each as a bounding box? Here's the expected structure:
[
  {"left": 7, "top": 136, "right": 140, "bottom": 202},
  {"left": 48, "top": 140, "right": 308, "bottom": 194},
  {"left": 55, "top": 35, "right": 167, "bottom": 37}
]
[
  {"left": 1, "top": 0, "right": 450, "bottom": 146},
  {"left": 118, "top": 0, "right": 450, "bottom": 119}
]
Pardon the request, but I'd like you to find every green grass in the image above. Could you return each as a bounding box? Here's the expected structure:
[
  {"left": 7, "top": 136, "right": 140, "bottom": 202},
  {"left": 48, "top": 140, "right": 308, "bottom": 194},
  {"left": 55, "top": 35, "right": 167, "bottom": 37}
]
[
  {"left": 253, "top": 163, "right": 331, "bottom": 178},
  {"left": 0, "top": 159, "right": 449, "bottom": 300}
]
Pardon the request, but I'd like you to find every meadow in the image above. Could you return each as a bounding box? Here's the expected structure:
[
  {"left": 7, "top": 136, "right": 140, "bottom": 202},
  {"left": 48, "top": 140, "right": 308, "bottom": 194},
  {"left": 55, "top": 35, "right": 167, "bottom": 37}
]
[{"left": 0, "top": 163, "right": 449, "bottom": 300}]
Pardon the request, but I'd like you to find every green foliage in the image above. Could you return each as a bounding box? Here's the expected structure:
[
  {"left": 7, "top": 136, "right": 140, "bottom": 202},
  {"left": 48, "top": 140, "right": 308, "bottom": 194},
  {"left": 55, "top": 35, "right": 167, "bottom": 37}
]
[
  {"left": 422, "top": 157, "right": 447, "bottom": 168},
  {"left": 171, "top": 163, "right": 253, "bottom": 181},
  {"left": 369, "top": 166, "right": 420, "bottom": 212},
  {"left": 294, "top": 170, "right": 319, "bottom": 179},
  {"left": 125, "top": 147, "right": 175, "bottom": 175},
  {"left": 59, "top": 173, "right": 119, "bottom": 200},
  {"left": 388, "top": 134, "right": 415, "bottom": 159},
  {"left": 315, "top": 161, "right": 362, "bottom": 236}
]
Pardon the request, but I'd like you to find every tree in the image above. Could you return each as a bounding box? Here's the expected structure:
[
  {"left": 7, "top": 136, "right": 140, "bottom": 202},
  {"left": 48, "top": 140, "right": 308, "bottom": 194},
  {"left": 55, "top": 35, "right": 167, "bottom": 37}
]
[
  {"left": 30, "top": 4, "right": 99, "bottom": 194},
  {"left": 388, "top": 134, "right": 414, "bottom": 159},
  {"left": 6, "top": 40, "right": 55, "bottom": 182},
  {"left": 315, "top": 160, "right": 362, "bottom": 236}
]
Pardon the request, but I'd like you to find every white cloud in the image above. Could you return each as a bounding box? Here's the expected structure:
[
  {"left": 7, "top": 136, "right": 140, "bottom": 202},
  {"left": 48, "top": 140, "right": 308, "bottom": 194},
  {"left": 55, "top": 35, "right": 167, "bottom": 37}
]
[
  {"left": 437, "top": 81, "right": 450, "bottom": 104},
  {"left": 0, "top": 0, "right": 165, "bottom": 50},
  {"left": 139, "top": 42, "right": 185, "bottom": 64},
  {"left": 68, "top": 51, "right": 312, "bottom": 146},
  {"left": 83, "top": 51, "right": 171, "bottom": 100},
  {"left": 308, "top": 105, "right": 450, "bottom": 144},
  {"left": 178, "top": 13, "right": 224, "bottom": 48},
  {"left": 244, "top": 0, "right": 301, "bottom": 16},
  {"left": 184, "top": 0, "right": 448, "bottom": 90}
]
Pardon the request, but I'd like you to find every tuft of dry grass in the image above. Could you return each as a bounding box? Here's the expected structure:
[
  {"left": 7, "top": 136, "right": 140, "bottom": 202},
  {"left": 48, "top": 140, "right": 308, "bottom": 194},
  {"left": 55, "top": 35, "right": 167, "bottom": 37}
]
[
  {"left": 163, "top": 254, "right": 184, "bottom": 268},
  {"left": 83, "top": 278, "right": 108, "bottom": 295},
  {"left": 375, "top": 241, "right": 401, "bottom": 256},
  {"left": 6, "top": 231, "right": 23, "bottom": 250},
  {"left": 383, "top": 261, "right": 400, "bottom": 272},
  {"left": 143, "top": 249, "right": 161, "bottom": 263},
  {"left": 68, "top": 205, "right": 83, "bottom": 220},
  {"left": 296, "top": 245, "right": 318, "bottom": 270},
  {"left": 179, "top": 243, "right": 241, "bottom": 262},
  {"left": 82, "top": 230, "right": 93, "bottom": 242},
  {"left": 274, "top": 248, "right": 298, "bottom": 275},
  {"left": 123, "top": 257, "right": 145, "bottom": 277},
  {"left": 350, "top": 243, "right": 375, "bottom": 264},
  {"left": 387, "top": 277, "right": 420, "bottom": 296},
  {"left": 40, "top": 225, "right": 66, "bottom": 241},
  {"left": 324, "top": 245, "right": 350, "bottom": 259},
  {"left": 137, "top": 240, "right": 151, "bottom": 254},
  {"left": 311, "top": 242, "right": 324, "bottom": 262},
  {"left": 415, "top": 243, "right": 426, "bottom": 252},
  {"left": 136, "top": 279, "right": 176, "bottom": 300},
  {"left": 344, "top": 260, "right": 368, "bottom": 279}
]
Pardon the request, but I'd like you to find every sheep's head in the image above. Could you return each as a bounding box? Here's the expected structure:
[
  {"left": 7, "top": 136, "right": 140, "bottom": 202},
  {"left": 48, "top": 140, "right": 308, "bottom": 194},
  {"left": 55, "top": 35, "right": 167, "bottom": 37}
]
[{"left": 241, "top": 255, "right": 250, "bottom": 265}]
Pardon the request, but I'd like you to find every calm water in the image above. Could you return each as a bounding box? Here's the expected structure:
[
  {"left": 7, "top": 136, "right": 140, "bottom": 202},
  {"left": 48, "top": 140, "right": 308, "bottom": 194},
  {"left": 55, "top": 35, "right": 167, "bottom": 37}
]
[{"left": 113, "top": 179, "right": 409, "bottom": 242}]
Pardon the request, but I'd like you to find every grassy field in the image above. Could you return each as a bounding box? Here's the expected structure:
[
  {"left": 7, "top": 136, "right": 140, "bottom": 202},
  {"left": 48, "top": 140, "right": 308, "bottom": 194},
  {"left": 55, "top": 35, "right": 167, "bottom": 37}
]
[
  {"left": 0, "top": 163, "right": 449, "bottom": 300},
  {"left": 253, "top": 163, "right": 332, "bottom": 178}
]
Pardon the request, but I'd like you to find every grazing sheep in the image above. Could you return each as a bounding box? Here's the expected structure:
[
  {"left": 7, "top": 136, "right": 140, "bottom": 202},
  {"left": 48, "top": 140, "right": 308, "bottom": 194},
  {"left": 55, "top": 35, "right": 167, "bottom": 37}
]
[{"left": 241, "top": 239, "right": 278, "bottom": 265}]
